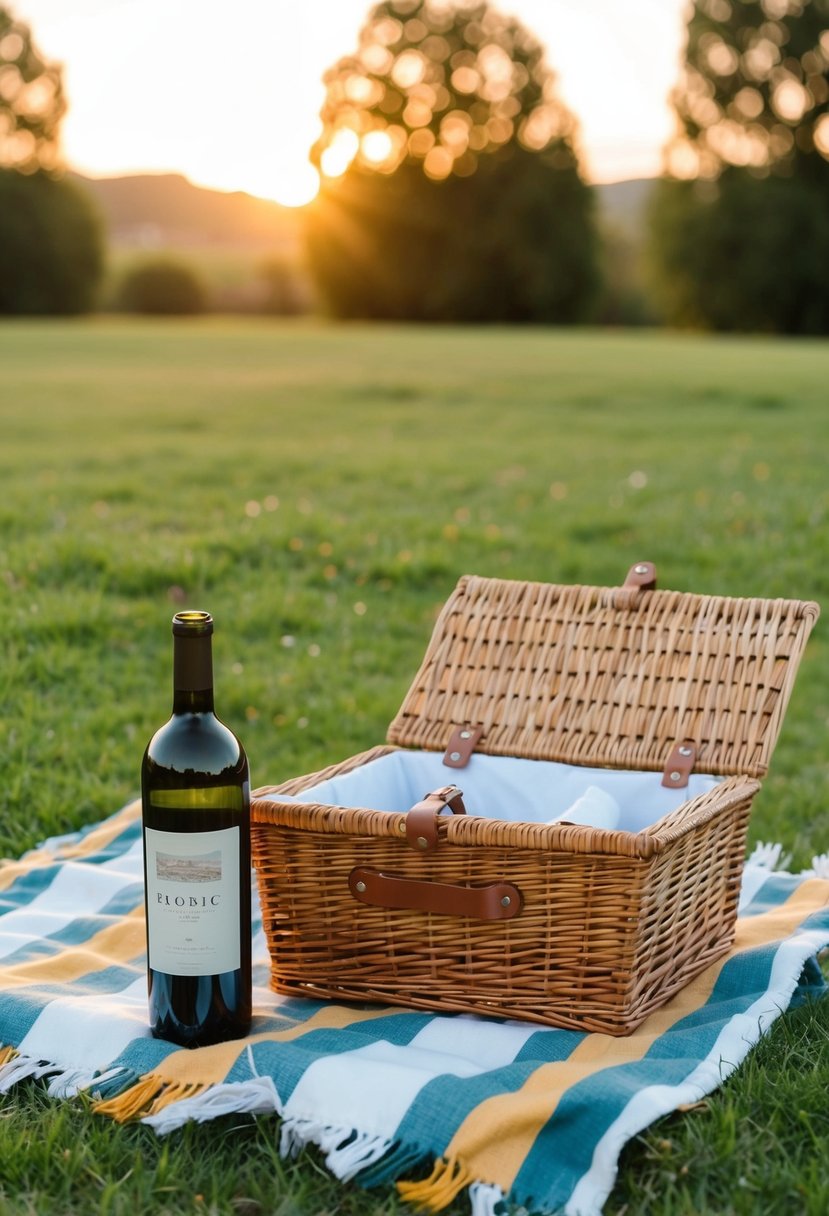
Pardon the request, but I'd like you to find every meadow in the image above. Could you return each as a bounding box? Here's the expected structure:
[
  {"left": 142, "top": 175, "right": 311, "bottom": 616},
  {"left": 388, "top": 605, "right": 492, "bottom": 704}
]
[{"left": 0, "top": 318, "right": 827, "bottom": 1214}]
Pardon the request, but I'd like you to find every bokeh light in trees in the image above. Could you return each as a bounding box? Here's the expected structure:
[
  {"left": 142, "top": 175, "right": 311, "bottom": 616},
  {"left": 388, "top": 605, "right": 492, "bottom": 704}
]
[
  {"left": 0, "top": 7, "right": 65, "bottom": 172},
  {"left": 665, "top": 0, "right": 829, "bottom": 179},
  {"left": 311, "top": 0, "right": 580, "bottom": 184}
]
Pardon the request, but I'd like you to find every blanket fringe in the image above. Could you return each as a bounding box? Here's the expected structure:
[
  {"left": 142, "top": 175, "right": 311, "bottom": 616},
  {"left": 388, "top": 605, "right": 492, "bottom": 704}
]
[
  {"left": 0, "top": 1047, "right": 140, "bottom": 1102},
  {"left": 357, "top": 1138, "right": 429, "bottom": 1187},
  {"left": 321, "top": 1128, "right": 394, "bottom": 1182},
  {"left": 747, "top": 841, "right": 792, "bottom": 872},
  {"left": 802, "top": 852, "right": 829, "bottom": 880},
  {"left": 0, "top": 1047, "right": 62, "bottom": 1095},
  {"left": 469, "top": 1181, "right": 507, "bottom": 1216},
  {"left": 141, "top": 1076, "right": 282, "bottom": 1135},
  {"left": 93, "top": 1075, "right": 208, "bottom": 1123},
  {"left": 397, "top": 1153, "right": 473, "bottom": 1212},
  {"left": 47, "top": 1067, "right": 101, "bottom": 1099},
  {"left": 279, "top": 1113, "right": 394, "bottom": 1183}
]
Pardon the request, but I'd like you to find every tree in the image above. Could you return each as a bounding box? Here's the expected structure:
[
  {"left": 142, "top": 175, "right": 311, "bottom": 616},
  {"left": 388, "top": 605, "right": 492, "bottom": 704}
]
[
  {"left": 648, "top": 0, "right": 829, "bottom": 333},
  {"left": 664, "top": 0, "right": 828, "bottom": 183},
  {"left": 0, "top": 5, "right": 65, "bottom": 173},
  {"left": 304, "top": 0, "right": 598, "bottom": 322},
  {"left": 0, "top": 6, "right": 104, "bottom": 313},
  {"left": 0, "top": 169, "right": 105, "bottom": 313}
]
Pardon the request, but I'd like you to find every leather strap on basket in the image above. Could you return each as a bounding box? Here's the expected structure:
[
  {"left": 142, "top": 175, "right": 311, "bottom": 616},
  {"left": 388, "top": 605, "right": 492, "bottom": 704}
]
[
  {"left": 625, "top": 560, "right": 657, "bottom": 591},
  {"left": 349, "top": 867, "right": 522, "bottom": 920},
  {"left": 610, "top": 561, "right": 657, "bottom": 609},
  {"left": 661, "top": 741, "right": 697, "bottom": 789},
  {"left": 443, "top": 725, "right": 483, "bottom": 769},
  {"left": 405, "top": 785, "right": 465, "bottom": 853}
]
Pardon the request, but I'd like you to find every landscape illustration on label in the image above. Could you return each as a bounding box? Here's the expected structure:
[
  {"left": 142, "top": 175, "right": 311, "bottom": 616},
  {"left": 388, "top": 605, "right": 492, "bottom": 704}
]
[{"left": 155, "top": 848, "right": 222, "bottom": 884}]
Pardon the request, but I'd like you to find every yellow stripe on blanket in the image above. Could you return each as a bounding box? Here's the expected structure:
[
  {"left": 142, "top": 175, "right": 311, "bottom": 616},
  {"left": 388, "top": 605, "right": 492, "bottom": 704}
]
[
  {"left": 0, "top": 800, "right": 141, "bottom": 893},
  {"left": 94, "top": 1004, "right": 405, "bottom": 1122},
  {"left": 399, "top": 879, "right": 829, "bottom": 1211},
  {"left": 0, "top": 905, "right": 145, "bottom": 988}
]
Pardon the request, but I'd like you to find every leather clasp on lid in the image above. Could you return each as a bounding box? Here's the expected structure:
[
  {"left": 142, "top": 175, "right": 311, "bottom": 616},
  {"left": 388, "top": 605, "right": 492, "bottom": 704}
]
[
  {"left": 405, "top": 785, "right": 466, "bottom": 852},
  {"left": 624, "top": 561, "right": 657, "bottom": 592},
  {"left": 609, "top": 561, "right": 657, "bottom": 609},
  {"left": 661, "top": 741, "right": 697, "bottom": 789},
  {"left": 443, "top": 725, "right": 483, "bottom": 769}
]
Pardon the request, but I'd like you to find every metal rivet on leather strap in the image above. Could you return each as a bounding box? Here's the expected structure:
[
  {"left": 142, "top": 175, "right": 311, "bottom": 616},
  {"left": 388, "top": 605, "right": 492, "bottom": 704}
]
[
  {"left": 678, "top": 745, "right": 693, "bottom": 756},
  {"left": 449, "top": 751, "right": 461, "bottom": 762},
  {"left": 460, "top": 730, "right": 471, "bottom": 739},
  {"left": 417, "top": 836, "right": 429, "bottom": 850},
  {"left": 355, "top": 881, "right": 366, "bottom": 893},
  {"left": 500, "top": 896, "right": 511, "bottom": 907},
  {"left": 634, "top": 564, "right": 650, "bottom": 574},
  {"left": 669, "top": 771, "right": 682, "bottom": 782}
]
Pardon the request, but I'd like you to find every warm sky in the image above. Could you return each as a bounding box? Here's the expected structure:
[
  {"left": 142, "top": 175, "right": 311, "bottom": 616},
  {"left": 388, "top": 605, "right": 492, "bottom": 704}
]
[{"left": 12, "top": 0, "right": 690, "bottom": 205}]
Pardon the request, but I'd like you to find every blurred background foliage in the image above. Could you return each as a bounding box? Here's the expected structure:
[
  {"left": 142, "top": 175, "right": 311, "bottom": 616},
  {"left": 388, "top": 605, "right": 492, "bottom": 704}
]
[
  {"left": 115, "top": 257, "right": 209, "bottom": 316},
  {"left": 647, "top": 0, "right": 829, "bottom": 333},
  {"left": 0, "top": 0, "right": 827, "bottom": 330},
  {"left": 0, "top": 167, "right": 104, "bottom": 314},
  {"left": 0, "top": 1, "right": 63, "bottom": 173},
  {"left": 0, "top": 6, "right": 103, "bottom": 314},
  {"left": 304, "top": 0, "right": 599, "bottom": 321}
]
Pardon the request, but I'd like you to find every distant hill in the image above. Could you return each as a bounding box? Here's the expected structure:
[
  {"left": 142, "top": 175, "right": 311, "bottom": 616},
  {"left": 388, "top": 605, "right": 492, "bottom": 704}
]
[
  {"left": 72, "top": 170, "right": 657, "bottom": 255},
  {"left": 595, "top": 178, "right": 656, "bottom": 241},
  {"left": 72, "top": 171, "right": 303, "bottom": 253}
]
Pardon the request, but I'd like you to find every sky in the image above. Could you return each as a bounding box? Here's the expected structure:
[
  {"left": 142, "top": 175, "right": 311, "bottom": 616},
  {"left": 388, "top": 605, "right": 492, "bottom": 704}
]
[{"left": 12, "top": 0, "right": 690, "bottom": 205}]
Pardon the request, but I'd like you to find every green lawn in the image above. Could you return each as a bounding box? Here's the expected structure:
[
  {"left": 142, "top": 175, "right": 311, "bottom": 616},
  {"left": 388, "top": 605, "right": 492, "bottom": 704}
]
[{"left": 0, "top": 318, "right": 827, "bottom": 1214}]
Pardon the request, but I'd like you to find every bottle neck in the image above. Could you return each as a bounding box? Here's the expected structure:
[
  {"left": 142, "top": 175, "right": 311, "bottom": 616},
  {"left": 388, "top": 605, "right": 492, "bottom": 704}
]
[{"left": 172, "top": 632, "right": 215, "bottom": 714}]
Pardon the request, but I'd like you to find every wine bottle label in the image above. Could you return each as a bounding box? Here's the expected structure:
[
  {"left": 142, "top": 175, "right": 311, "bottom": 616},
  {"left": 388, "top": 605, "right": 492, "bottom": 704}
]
[{"left": 144, "top": 826, "right": 240, "bottom": 976}]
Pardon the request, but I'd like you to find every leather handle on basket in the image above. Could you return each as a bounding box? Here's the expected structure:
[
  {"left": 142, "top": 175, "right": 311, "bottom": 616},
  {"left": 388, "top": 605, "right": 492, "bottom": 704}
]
[
  {"left": 349, "top": 867, "right": 522, "bottom": 920},
  {"left": 404, "top": 785, "right": 466, "bottom": 853}
]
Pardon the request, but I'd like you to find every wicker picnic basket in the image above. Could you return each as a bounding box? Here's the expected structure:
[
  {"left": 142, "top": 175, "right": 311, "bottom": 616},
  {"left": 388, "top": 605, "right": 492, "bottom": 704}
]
[{"left": 250, "top": 563, "right": 818, "bottom": 1035}]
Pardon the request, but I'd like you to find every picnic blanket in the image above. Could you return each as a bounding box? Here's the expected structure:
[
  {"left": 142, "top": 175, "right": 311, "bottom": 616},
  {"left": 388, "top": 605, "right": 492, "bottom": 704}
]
[{"left": 1, "top": 801, "right": 828, "bottom": 1216}]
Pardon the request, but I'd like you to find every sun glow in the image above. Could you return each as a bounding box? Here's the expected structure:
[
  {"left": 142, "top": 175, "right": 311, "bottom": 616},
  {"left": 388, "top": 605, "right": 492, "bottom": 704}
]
[
  {"left": 11, "top": 0, "right": 693, "bottom": 199},
  {"left": 268, "top": 162, "right": 321, "bottom": 208}
]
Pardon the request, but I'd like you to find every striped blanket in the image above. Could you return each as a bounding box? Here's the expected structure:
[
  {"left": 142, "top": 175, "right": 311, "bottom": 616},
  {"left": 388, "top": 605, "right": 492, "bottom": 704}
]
[{"left": 1, "top": 802, "right": 827, "bottom": 1216}]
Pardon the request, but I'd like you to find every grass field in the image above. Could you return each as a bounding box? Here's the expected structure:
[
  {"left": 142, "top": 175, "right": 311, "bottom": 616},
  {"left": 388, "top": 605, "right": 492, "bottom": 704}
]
[{"left": 0, "top": 318, "right": 827, "bottom": 1214}]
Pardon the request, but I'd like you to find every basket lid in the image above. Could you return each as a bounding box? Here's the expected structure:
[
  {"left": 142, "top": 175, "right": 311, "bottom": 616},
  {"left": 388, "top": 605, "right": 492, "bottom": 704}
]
[{"left": 386, "top": 570, "right": 819, "bottom": 778}]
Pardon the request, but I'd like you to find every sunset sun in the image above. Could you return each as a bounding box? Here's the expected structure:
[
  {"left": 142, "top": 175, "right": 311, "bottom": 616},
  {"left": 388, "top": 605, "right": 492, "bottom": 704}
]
[{"left": 268, "top": 162, "right": 321, "bottom": 208}]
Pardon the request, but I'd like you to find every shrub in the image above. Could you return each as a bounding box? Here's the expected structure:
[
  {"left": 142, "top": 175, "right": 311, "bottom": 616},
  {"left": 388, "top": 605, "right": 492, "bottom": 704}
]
[
  {"left": 256, "top": 254, "right": 312, "bottom": 316},
  {"left": 117, "top": 258, "right": 209, "bottom": 315}
]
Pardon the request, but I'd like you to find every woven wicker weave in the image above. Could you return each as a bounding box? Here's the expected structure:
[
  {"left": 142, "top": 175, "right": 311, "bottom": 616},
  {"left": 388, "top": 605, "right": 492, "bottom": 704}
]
[
  {"left": 388, "top": 575, "right": 818, "bottom": 777},
  {"left": 251, "top": 571, "right": 818, "bottom": 1034}
]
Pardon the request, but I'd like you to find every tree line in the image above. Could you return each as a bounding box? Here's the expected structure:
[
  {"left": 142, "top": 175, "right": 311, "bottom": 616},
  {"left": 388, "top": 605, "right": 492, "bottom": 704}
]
[{"left": 1, "top": 0, "right": 827, "bottom": 332}]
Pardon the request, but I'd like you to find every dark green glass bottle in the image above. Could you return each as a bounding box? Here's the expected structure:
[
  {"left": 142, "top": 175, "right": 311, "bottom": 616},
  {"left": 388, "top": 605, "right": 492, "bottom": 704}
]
[{"left": 141, "top": 611, "right": 251, "bottom": 1047}]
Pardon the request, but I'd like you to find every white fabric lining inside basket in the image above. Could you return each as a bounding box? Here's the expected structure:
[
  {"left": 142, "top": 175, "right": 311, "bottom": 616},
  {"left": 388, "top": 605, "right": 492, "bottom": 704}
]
[{"left": 266, "top": 750, "right": 722, "bottom": 834}]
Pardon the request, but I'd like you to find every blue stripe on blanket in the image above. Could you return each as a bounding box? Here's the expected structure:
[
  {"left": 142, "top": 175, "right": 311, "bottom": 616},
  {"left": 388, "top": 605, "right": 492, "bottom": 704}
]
[
  {"left": 364, "top": 1059, "right": 548, "bottom": 1186},
  {"left": 0, "top": 822, "right": 141, "bottom": 911},
  {"left": 741, "top": 871, "right": 805, "bottom": 916},
  {"left": 244, "top": 1012, "right": 436, "bottom": 1098},
  {"left": 0, "top": 886, "right": 144, "bottom": 965},
  {"left": 0, "top": 963, "right": 143, "bottom": 1048},
  {"left": 357, "top": 1025, "right": 590, "bottom": 1185},
  {"left": 510, "top": 931, "right": 827, "bottom": 1212}
]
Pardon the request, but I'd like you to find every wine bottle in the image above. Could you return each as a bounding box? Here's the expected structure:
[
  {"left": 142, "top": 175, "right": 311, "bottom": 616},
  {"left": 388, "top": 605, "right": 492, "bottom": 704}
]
[{"left": 141, "top": 610, "right": 252, "bottom": 1047}]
